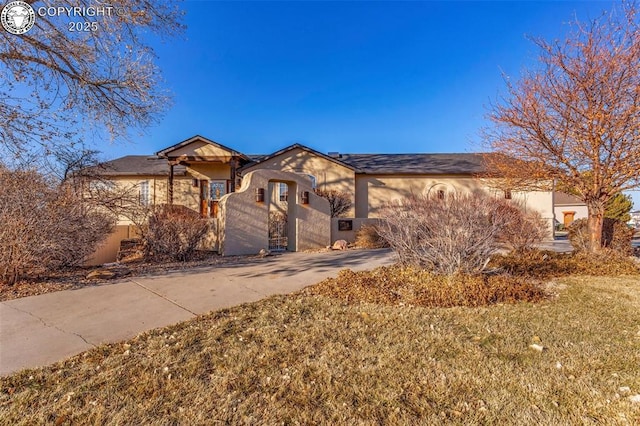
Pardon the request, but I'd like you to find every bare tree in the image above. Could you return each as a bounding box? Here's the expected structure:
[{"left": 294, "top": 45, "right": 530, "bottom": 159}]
[
  {"left": 0, "top": 1, "right": 184, "bottom": 159},
  {"left": 315, "top": 189, "right": 352, "bottom": 217},
  {"left": 484, "top": 2, "right": 640, "bottom": 252}
]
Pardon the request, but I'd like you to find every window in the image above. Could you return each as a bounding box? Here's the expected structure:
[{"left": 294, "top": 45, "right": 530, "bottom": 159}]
[
  {"left": 210, "top": 181, "right": 227, "bottom": 201},
  {"left": 504, "top": 190, "right": 512, "bottom": 200},
  {"left": 139, "top": 180, "right": 150, "bottom": 206},
  {"left": 89, "top": 180, "right": 115, "bottom": 192},
  {"left": 303, "top": 174, "right": 317, "bottom": 189},
  {"left": 279, "top": 182, "right": 288, "bottom": 202}
]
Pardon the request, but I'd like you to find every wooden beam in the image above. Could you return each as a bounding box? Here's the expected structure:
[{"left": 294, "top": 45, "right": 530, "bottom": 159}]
[
  {"left": 229, "top": 158, "right": 237, "bottom": 192},
  {"left": 169, "top": 164, "right": 174, "bottom": 205}
]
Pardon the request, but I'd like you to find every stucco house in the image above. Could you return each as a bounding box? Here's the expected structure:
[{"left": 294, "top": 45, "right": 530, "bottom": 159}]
[
  {"left": 553, "top": 192, "right": 589, "bottom": 229},
  {"left": 87, "top": 135, "right": 556, "bottom": 263}
]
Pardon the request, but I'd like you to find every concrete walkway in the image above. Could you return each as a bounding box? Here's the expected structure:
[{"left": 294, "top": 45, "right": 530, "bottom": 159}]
[{"left": 0, "top": 249, "right": 394, "bottom": 377}]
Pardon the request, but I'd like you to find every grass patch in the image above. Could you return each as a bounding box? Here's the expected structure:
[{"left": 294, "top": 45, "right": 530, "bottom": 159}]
[
  {"left": 2, "top": 277, "right": 640, "bottom": 424},
  {"left": 303, "top": 265, "right": 547, "bottom": 307}
]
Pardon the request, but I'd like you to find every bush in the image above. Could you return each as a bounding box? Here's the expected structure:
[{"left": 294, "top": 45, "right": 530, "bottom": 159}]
[
  {"left": 497, "top": 204, "right": 548, "bottom": 252},
  {"left": 354, "top": 224, "right": 389, "bottom": 249},
  {"left": 144, "top": 205, "right": 209, "bottom": 261},
  {"left": 0, "top": 168, "right": 114, "bottom": 285},
  {"left": 491, "top": 249, "right": 640, "bottom": 279},
  {"left": 304, "top": 265, "right": 547, "bottom": 307},
  {"left": 568, "top": 218, "right": 633, "bottom": 254},
  {"left": 376, "top": 192, "right": 542, "bottom": 275},
  {"left": 603, "top": 219, "right": 634, "bottom": 255}
]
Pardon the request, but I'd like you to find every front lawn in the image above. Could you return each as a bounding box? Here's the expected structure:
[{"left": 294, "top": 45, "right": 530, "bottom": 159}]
[{"left": 1, "top": 275, "right": 639, "bottom": 424}]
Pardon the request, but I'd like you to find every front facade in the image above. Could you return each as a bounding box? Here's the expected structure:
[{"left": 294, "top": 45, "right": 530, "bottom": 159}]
[{"left": 87, "top": 135, "right": 557, "bottom": 263}]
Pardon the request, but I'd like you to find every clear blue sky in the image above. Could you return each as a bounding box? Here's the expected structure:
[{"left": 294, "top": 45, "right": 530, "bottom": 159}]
[{"left": 101, "top": 0, "right": 639, "bottom": 207}]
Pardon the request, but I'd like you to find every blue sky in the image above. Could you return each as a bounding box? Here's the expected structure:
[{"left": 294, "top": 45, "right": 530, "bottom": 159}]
[{"left": 100, "top": 0, "right": 638, "bottom": 207}]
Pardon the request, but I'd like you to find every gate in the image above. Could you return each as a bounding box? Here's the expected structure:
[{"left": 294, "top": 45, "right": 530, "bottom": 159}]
[{"left": 268, "top": 211, "right": 288, "bottom": 251}]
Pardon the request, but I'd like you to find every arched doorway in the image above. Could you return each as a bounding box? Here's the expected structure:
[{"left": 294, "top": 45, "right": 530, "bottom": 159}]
[{"left": 268, "top": 181, "right": 294, "bottom": 251}]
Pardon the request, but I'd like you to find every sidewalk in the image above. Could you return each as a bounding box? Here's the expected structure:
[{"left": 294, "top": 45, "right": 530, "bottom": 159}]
[{"left": 0, "top": 249, "right": 394, "bottom": 376}]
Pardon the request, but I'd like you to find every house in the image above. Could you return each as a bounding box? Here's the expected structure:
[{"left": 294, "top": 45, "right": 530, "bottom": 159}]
[
  {"left": 553, "top": 192, "right": 588, "bottom": 229},
  {"left": 86, "top": 135, "right": 556, "bottom": 263}
]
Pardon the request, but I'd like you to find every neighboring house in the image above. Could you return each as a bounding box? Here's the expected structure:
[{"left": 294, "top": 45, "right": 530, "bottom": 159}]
[
  {"left": 553, "top": 192, "right": 588, "bottom": 229},
  {"left": 630, "top": 210, "right": 640, "bottom": 228},
  {"left": 87, "top": 135, "right": 556, "bottom": 263}
]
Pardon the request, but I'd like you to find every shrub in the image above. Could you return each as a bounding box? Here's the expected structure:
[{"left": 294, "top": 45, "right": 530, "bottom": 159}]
[
  {"left": 304, "top": 265, "right": 547, "bottom": 307},
  {"left": 376, "top": 192, "right": 541, "bottom": 275},
  {"left": 568, "top": 218, "right": 633, "bottom": 254},
  {"left": 491, "top": 249, "right": 640, "bottom": 279},
  {"left": 0, "top": 168, "right": 114, "bottom": 285},
  {"left": 602, "top": 219, "right": 634, "bottom": 255},
  {"left": 314, "top": 189, "right": 352, "bottom": 218},
  {"left": 567, "top": 218, "right": 590, "bottom": 252},
  {"left": 144, "top": 205, "right": 209, "bottom": 261},
  {"left": 497, "top": 204, "right": 548, "bottom": 252},
  {"left": 354, "top": 224, "right": 389, "bottom": 249}
]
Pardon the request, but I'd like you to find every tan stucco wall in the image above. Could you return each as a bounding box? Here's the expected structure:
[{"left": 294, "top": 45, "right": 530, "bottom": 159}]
[
  {"left": 100, "top": 176, "right": 199, "bottom": 224},
  {"left": 166, "top": 140, "right": 236, "bottom": 161},
  {"left": 84, "top": 224, "right": 137, "bottom": 266},
  {"left": 331, "top": 217, "right": 381, "bottom": 244},
  {"left": 219, "top": 170, "right": 331, "bottom": 256},
  {"left": 187, "top": 163, "right": 231, "bottom": 181},
  {"left": 354, "top": 174, "right": 555, "bottom": 237},
  {"left": 243, "top": 148, "right": 356, "bottom": 216}
]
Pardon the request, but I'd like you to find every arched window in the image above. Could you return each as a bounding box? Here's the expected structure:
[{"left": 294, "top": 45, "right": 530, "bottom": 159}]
[
  {"left": 426, "top": 183, "right": 451, "bottom": 199},
  {"left": 295, "top": 173, "right": 316, "bottom": 189}
]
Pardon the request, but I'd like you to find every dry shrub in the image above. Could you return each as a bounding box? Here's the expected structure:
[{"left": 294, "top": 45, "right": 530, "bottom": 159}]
[
  {"left": 492, "top": 249, "right": 640, "bottom": 279},
  {"left": 498, "top": 204, "right": 548, "bottom": 252},
  {"left": 0, "top": 168, "right": 114, "bottom": 285},
  {"left": 305, "top": 266, "right": 546, "bottom": 307},
  {"left": 568, "top": 218, "right": 634, "bottom": 254},
  {"left": 144, "top": 205, "right": 209, "bottom": 261},
  {"left": 354, "top": 224, "right": 389, "bottom": 249},
  {"left": 603, "top": 219, "right": 634, "bottom": 255},
  {"left": 377, "top": 192, "right": 543, "bottom": 275}
]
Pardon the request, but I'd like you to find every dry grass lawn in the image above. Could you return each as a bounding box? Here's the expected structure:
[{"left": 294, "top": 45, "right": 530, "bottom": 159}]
[{"left": 1, "top": 276, "right": 640, "bottom": 424}]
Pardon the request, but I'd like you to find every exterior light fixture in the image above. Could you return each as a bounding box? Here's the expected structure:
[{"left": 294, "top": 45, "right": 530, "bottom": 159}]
[
  {"left": 301, "top": 191, "right": 310, "bottom": 204},
  {"left": 255, "top": 188, "right": 265, "bottom": 202},
  {"left": 192, "top": 178, "right": 199, "bottom": 187}
]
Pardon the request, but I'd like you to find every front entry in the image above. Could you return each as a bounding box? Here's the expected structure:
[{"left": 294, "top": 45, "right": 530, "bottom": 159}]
[
  {"left": 268, "top": 182, "right": 289, "bottom": 251},
  {"left": 200, "top": 179, "right": 229, "bottom": 217},
  {"left": 218, "top": 169, "right": 330, "bottom": 256}
]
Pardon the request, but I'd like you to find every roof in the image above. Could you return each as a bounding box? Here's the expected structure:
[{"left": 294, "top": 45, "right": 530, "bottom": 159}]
[
  {"left": 554, "top": 192, "right": 584, "bottom": 206},
  {"left": 156, "top": 135, "right": 250, "bottom": 160},
  {"left": 240, "top": 143, "right": 359, "bottom": 174},
  {"left": 338, "top": 153, "right": 489, "bottom": 175},
  {"left": 97, "top": 138, "right": 495, "bottom": 177},
  {"left": 89, "top": 156, "right": 187, "bottom": 176}
]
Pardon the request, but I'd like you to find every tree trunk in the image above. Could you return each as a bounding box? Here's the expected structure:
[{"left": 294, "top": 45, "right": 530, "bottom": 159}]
[{"left": 586, "top": 202, "right": 605, "bottom": 252}]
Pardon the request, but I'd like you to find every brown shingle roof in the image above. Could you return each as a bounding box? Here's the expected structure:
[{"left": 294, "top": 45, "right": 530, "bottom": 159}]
[
  {"left": 339, "top": 153, "right": 488, "bottom": 175},
  {"left": 554, "top": 192, "right": 583, "bottom": 206},
  {"left": 91, "top": 156, "right": 186, "bottom": 176}
]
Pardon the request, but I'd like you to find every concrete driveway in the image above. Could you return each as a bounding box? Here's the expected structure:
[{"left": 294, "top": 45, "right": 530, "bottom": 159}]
[{"left": 0, "top": 249, "right": 394, "bottom": 377}]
